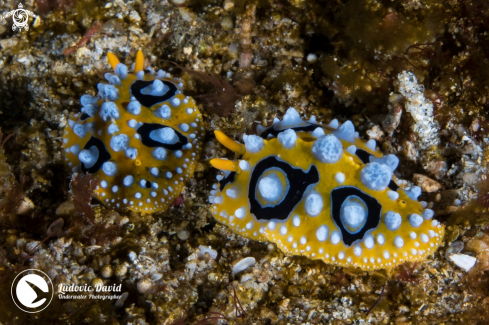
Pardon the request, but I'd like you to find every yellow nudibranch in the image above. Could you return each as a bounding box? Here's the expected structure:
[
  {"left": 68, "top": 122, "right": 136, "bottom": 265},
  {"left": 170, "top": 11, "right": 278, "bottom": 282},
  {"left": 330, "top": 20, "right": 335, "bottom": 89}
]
[
  {"left": 63, "top": 51, "right": 203, "bottom": 212},
  {"left": 209, "top": 108, "right": 444, "bottom": 270}
]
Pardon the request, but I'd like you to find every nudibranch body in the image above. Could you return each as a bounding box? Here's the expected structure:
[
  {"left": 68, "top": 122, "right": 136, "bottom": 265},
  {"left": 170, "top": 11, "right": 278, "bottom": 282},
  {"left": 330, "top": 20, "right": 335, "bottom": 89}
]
[
  {"left": 63, "top": 51, "right": 203, "bottom": 212},
  {"left": 209, "top": 108, "right": 444, "bottom": 270}
]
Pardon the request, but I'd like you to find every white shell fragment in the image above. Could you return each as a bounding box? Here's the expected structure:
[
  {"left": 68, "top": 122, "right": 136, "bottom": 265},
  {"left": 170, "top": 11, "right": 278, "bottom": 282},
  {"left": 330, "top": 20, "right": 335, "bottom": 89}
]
[
  {"left": 449, "top": 254, "right": 477, "bottom": 272},
  {"left": 232, "top": 257, "right": 256, "bottom": 275},
  {"left": 198, "top": 245, "right": 218, "bottom": 259}
]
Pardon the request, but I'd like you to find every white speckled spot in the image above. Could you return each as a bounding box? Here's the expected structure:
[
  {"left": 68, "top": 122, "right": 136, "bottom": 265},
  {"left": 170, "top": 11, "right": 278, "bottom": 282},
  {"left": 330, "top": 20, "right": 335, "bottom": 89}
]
[
  {"left": 305, "top": 191, "right": 323, "bottom": 217},
  {"left": 353, "top": 245, "right": 362, "bottom": 257},
  {"left": 123, "top": 175, "right": 134, "bottom": 187},
  {"left": 384, "top": 211, "right": 402, "bottom": 231},
  {"left": 311, "top": 134, "right": 343, "bottom": 163},
  {"left": 150, "top": 167, "right": 159, "bottom": 177},
  {"left": 268, "top": 221, "right": 277, "bottom": 230},
  {"left": 239, "top": 160, "right": 250, "bottom": 171},
  {"left": 422, "top": 209, "right": 434, "bottom": 220},
  {"left": 243, "top": 134, "right": 264, "bottom": 153},
  {"left": 102, "top": 162, "right": 117, "bottom": 176},
  {"left": 110, "top": 134, "right": 129, "bottom": 152},
  {"left": 154, "top": 105, "right": 171, "bottom": 119},
  {"left": 277, "top": 129, "right": 297, "bottom": 149},
  {"left": 420, "top": 233, "right": 429, "bottom": 243},
  {"left": 107, "top": 124, "right": 119, "bottom": 135},
  {"left": 408, "top": 213, "right": 423, "bottom": 228},
  {"left": 330, "top": 231, "right": 341, "bottom": 245},
  {"left": 394, "top": 236, "right": 404, "bottom": 248},
  {"left": 364, "top": 234, "right": 374, "bottom": 249},
  {"left": 280, "top": 225, "right": 287, "bottom": 235},
  {"left": 259, "top": 173, "right": 284, "bottom": 202},
  {"left": 78, "top": 146, "right": 99, "bottom": 169},
  {"left": 338, "top": 251, "right": 345, "bottom": 260},
  {"left": 235, "top": 207, "right": 246, "bottom": 219},
  {"left": 74, "top": 124, "right": 88, "bottom": 138},
  {"left": 152, "top": 147, "right": 168, "bottom": 160},
  {"left": 226, "top": 188, "right": 237, "bottom": 198},
  {"left": 360, "top": 162, "right": 393, "bottom": 191},
  {"left": 377, "top": 233, "right": 385, "bottom": 245},
  {"left": 316, "top": 225, "right": 329, "bottom": 242},
  {"left": 292, "top": 215, "right": 300, "bottom": 227},
  {"left": 335, "top": 172, "right": 345, "bottom": 184},
  {"left": 387, "top": 190, "right": 399, "bottom": 201}
]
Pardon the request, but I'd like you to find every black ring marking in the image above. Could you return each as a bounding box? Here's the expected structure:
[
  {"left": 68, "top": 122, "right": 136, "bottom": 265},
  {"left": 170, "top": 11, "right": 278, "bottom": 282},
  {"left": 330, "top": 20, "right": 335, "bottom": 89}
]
[
  {"left": 80, "top": 136, "right": 111, "bottom": 173},
  {"left": 259, "top": 124, "right": 319, "bottom": 139},
  {"left": 331, "top": 187, "right": 382, "bottom": 246},
  {"left": 355, "top": 149, "right": 399, "bottom": 191},
  {"left": 136, "top": 123, "right": 188, "bottom": 151},
  {"left": 219, "top": 172, "right": 236, "bottom": 192},
  {"left": 130, "top": 79, "right": 178, "bottom": 108},
  {"left": 249, "top": 156, "right": 319, "bottom": 221}
]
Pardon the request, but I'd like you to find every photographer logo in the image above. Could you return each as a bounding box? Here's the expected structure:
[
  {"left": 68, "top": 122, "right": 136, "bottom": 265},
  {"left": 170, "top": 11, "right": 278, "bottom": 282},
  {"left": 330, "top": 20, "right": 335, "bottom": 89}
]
[{"left": 11, "top": 269, "right": 54, "bottom": 313}]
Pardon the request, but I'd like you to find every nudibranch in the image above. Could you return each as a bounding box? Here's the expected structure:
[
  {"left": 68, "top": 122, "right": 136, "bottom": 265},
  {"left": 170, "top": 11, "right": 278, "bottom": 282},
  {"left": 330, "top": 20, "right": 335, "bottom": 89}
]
[
  {"left": 62, "top": 50, "right": 203, "bottom": 212},
  {"left": 209, "top": 108, "right": 444, "bottom": 270}
]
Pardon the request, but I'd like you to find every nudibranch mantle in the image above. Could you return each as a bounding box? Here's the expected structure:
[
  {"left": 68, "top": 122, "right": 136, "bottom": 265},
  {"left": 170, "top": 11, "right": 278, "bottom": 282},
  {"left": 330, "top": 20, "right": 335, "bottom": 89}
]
[
  {"left": 209, "top": 108, "right": 444, "bottom": 270},
  {"left": 63, "top": 51, "right": 203, "bottom": 212}
]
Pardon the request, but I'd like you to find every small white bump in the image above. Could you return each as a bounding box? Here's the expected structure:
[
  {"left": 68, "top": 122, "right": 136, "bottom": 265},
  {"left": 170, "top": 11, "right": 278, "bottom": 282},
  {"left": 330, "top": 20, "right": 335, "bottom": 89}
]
[
  {"left": 364, "top": 235, "right": 374, "bottom": 249},
  {"left": 112, "top": 185, "right": 118, "bottom": 193},
  {"left": 239, "top": 160, "right": 251, "bottom": 171},
  {"left": 422, "top": 209, "right": 434, "bottom": 220},
  {"left": 394, "top": 236, "right": 404, "bottom": 248},
  {"left": 306, "top": 246, "right": 311, "bottom": 252},
  {"left": 292, "top": 215, "right": 300, "bottom": 227},
  {"left": 268, "top": 221, "right": 277, "bottom": 230},
  {"left": 383, "top": 250, "right": 390, "bottom": 259},
  {"left": 280, "top": 225, "right": 287, "bottom": 235},
  {"left": 123, "top": 175, "right": 134, "bottom": 187},
  {"left": 377, "top": 234, "right": 385, "bottom": 245},
  {"left": 408, "top": 214, "right": 423, "bottom": 228},
  {"left": 411, "top": 248, "right": 418, "bottom": 255},
  {"left": 102, "top": 162, "right": 117, "bottom": 176},
  {"left": 330, "top": 231, "right": 340, "bottom": 245},
  {"left": 165, "top": 172, "right": 172, "bottom": 179},
  {"left": 150, "top": 167, "right": 160, "bottom": 177},
  {"left": 335, "top": 172, "right": 345, "bottom": 184},
  {"left": 179, "top": 123, "right": 189, "bottom": 132},
  {"left": 100, "top": 180, "right": 108, "bottom": 188},
  {"left": 246, "top": 222, "right": 253, "bottom": 230},
  {"left": 387, "top": 190, "right": 399, "bottom": 201},
  {"left": 170, "top": 98, "right": 180, "bottom": 107},
  {"left": 421, "top": 233, "right": 429, "bottom": 243},
  {"left": 287, "top": 235, "right": 293, "bottom": 243},
  {"left": 338, "top": 251, "right": 345, "bottom": 260},
  {"left": 128, "top": 119, "right": 138, "bottom": 128},
  {"left": 175, "top": 150, "right": 183, "bottom": 158},
  {"left": 316, "top": 225, "right": 329, "bottom": 242},
  {"left": 235, "top": 207, "right": 246, "bottom": 219},
  {"left": 353, "top": 245, "right": 362, "bottom": 257},
  {"left": 410, "top": 232, "right": 417, "bottom": 239},
  {"left": 176, "top": 167, "right": 183, "bottom": 174},
  {"left": 135, "top": 192, "right": 142, "bottom": 199},
  {"left": 300, "top": 236, "right": 307, "bottom": 245}
]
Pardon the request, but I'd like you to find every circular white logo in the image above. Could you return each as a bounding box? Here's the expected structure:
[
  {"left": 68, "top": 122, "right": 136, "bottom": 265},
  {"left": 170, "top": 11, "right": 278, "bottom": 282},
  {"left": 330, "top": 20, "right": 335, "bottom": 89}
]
[{"left": 11, "top": 269, "right": 53, "bottom": 313}]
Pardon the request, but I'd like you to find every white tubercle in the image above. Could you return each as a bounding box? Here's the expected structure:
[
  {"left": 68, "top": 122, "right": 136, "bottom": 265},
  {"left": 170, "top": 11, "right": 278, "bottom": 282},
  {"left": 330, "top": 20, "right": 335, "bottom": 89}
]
[
  {"left": 100, "top": 102, "right": 120, "bottom": 121},
  {"left": 408, "top": 214, "right": 423, "bottom": 228},
  {"left": 360, "top": 162, "right": 393, "bottom": 191},
  {"left": 78, "top": 146, "right": 99, "bottom": 168},
  {"left": 243, "top": 134, "right": 264, "bottom": 153},
  {"left": 327, "top": 119, "right": 339, "bottom": 129},
  {"left": 312, "top": 134, "right": 343, "bottom": 163},
  {"left": 102, "top": 162, "right": 118, "bottom": 176},
  {"left": 115, "top": 63, "right": 128, "bottom": 79},
  {"left": 278, "top": 129, "right": 297, "bottom": 149},
  {"left": 332, "top": 120, "right": 355, "bottom": 143},
  {"left": 110, "top": 134, "right": 129, "bottom": 152},
  {"left": 370, "top": 154, "right": 400, "bottom": 172},
  {"left": 258, "top": 173, "right": 284, "bottom": 202},
  {"left": 150, "top": 127, "right": 179, "bottom": 144},
  {"left": 346, "top": 145, "right": 357, "bottom": 155},
  {"left": 365, "top": 139, "right": 376, "bottom": 151},
  {"left": 404, "top": 186, "right": 422, "bottom": 201},
  {"left": 304, "top": 191, "right": 323, "bottom": 217},
  {"left": 279, "top": 107, "right": 304, "bottom": 128},
  {"left": 154, "top": 105, "right": 172, "bottom": 119},
  {"left": 311, "top": 127, "right": 325, "bottom": 138},
  {"left": 141, "top": 79, "right": 169, "bottom": 96},
  {"left": 384, "top": 211, "right": 402, "bottom": 231}
]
